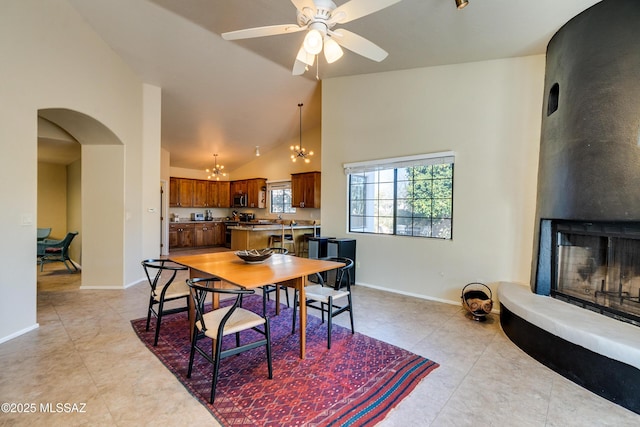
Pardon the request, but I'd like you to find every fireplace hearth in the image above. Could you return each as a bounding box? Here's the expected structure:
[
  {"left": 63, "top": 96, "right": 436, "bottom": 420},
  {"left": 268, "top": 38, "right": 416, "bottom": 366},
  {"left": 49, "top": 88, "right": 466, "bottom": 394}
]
[{"left": 551, "top": 220, "right": 640, "bottom": 327}]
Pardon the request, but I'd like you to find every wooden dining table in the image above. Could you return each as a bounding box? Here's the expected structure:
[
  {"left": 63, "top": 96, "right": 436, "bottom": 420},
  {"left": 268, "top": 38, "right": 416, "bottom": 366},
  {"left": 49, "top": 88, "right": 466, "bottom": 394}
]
[{"left": 171, "top": 251, "right": 344, "bottom": 359}]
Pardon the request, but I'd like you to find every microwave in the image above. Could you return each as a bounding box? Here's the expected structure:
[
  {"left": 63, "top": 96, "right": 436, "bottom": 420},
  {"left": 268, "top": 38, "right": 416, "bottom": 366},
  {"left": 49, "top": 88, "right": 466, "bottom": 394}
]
[
  {"left": 233, "top": 193, "right": 247, "bottom": 207},
  {"left": 191, "top": 213, "right": 204, "bottom": 221}
]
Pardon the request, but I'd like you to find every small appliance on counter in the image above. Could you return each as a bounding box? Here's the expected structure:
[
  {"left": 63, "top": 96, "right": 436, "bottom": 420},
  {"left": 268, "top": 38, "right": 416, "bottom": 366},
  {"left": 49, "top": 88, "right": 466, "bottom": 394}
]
[
  {"left": 205, "top": 209, "right": 213, "bottom": 221},
  {"left": 238, "top": 213, "right": 255, "bottom": 222},
  {"left": 172, "top": 213, "right": 180, "bottom": 222},
  {"left": 191, "top": 213, "right": 204, "bottom": 221}
]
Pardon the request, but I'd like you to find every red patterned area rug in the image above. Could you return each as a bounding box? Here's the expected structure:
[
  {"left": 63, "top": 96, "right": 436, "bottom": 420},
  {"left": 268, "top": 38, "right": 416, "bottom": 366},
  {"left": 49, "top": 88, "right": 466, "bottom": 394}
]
[{"left": 131, "top": 295, "right": 438, "bottom": 426}]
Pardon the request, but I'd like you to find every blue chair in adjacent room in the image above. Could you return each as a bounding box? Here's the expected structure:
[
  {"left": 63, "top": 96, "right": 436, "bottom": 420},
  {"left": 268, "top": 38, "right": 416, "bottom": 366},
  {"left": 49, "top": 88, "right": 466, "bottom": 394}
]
[
  {"left": 37, "top": 227, "right": 52, "bottom": 241},
  {"left": 37, "top": 231, "right": 79, "bottom": 272}
]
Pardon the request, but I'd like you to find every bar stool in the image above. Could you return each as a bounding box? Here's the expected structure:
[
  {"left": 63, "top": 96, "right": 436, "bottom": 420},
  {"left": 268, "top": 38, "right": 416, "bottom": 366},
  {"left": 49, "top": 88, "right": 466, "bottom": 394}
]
[
  {"left": 299, "top": 223, "right": 318, "bottom": 258},
  {"left": 268, "top": 223, "right": 296, "bottom": 255}
]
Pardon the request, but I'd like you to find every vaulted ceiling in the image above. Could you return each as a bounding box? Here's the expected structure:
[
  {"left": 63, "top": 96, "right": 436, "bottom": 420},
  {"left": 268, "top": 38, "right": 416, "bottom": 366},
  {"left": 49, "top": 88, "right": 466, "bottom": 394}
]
[{"left": 43, "top": 0, "right": 601, "bottom": 169}]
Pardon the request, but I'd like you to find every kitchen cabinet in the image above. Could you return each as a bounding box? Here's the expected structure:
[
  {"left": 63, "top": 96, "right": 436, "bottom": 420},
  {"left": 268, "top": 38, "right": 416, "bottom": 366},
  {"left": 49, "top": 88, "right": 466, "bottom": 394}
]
[
  {"left": 212, "top": 222, "right": 225, "bottom": 245},
  {"left": 169, "top": 223, "right": 194, "bottom": 248},
  {"left": 192, "top": 180, "right": 209, "bottom": 207},
  {"left": 291, "top": 172, "right": 321, "bottom": 208},
  {"left": 246, "top": 178, "right": 266, "bottom": 208},
  {"left": 169, "top": 177, "right": 195, "bottom": 207},
  {"left": 170, "top": 177, "right": 231, "bottom": 208},
  {"left": 208, "top": 181, "right": 231, "bottom": 208},
  {"left": 231, "top": 180, "right": 248, "bottom": 196},
  {"left": 194, "top": 223, "right": 215, "bottom": 246}
]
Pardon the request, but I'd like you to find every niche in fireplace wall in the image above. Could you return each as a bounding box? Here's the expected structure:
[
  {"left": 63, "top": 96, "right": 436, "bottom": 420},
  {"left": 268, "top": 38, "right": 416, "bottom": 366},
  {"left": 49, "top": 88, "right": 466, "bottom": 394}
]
[{"left": 532, "top": 0, "right": 640, "bottom": 294}]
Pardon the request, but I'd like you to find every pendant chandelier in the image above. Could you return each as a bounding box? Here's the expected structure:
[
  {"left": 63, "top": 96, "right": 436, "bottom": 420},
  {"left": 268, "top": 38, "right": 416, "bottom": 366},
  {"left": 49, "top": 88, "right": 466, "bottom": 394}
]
[
  {"left": 206, "top": 153, "right": 226, "bottom": 180},
  {"left": 290, "top": 103, "right": 313, "bottom": 163}
]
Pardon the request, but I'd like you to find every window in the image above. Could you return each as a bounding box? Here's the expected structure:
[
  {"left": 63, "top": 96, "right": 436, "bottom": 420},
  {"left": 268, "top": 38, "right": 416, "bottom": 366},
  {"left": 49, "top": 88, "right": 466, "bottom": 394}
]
[
  {"left": 268, "top": 181, "right": 296, "bottom": 214},
  {"left": 345, "top": 152, "right": 454, "bottom": 239}
]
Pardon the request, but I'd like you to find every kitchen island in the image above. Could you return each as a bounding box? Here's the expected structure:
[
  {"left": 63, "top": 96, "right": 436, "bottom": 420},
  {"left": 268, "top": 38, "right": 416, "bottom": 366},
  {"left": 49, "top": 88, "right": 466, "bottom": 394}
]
[{"left": 229, "top": 223, "right": 318, "bottom": 255}]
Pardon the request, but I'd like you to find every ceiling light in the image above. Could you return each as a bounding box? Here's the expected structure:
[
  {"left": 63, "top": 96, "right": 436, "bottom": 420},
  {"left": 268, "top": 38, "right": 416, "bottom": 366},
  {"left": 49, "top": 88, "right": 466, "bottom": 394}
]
[
  {"left": 290, "top": 103, "right": 313, "bottom": 164},
  {"left": 255, "top": 146, "right": 260, "bottom": 157},
  {"left": 303, "top": 29, "right": 323, "bottom": 55},
  {"left": 206, "top": 153, "right": 226, "bottom": 180},
  {"left": 455, "top": 0, "right": 469, "bottom": 9},
  {"left": 324, "top": 38, "right": 343, "bottom": 64}
]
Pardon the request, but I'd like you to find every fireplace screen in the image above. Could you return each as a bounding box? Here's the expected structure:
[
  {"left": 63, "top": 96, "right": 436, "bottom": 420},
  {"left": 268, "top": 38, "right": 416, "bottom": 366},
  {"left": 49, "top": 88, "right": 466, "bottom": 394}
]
[{"left": 555, "top": 228, "right": 640, "bottom": 325}]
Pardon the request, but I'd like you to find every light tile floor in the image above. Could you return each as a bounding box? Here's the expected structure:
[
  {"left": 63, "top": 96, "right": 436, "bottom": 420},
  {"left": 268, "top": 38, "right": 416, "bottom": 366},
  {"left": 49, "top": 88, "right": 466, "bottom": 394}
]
[{"left": 1, "top": 255, "right": 639, "bottom": 426}]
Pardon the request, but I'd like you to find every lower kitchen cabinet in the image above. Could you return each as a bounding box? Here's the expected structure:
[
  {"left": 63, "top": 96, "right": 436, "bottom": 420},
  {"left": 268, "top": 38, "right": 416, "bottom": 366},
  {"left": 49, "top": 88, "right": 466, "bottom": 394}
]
[
  {"left": 169, "top": 223, "right": 194, "bottom": 249},
  {"left": 170, "top": 222, "right": 225, "bottom": 249}
]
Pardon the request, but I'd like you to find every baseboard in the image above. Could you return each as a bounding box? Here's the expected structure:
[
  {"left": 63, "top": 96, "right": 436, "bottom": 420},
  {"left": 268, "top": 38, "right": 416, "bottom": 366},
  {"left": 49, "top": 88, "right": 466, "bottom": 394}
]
[{"left": 0, "top": 323, "right": 39, "bottom": 344}]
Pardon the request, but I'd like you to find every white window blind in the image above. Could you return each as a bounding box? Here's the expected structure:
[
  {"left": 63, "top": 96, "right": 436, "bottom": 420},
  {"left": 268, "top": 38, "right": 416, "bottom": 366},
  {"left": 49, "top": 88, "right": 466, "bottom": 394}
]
[{"left": 343, "top": 151, "right": 455, "bottom": 175}]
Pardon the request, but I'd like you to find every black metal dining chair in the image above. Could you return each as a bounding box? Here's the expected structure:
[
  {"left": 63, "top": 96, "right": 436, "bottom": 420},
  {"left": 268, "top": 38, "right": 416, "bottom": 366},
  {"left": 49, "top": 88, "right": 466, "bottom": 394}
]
[
  {"left": 260, "top": 247, "right": 290, "bottom": 315},
  {"left": 187, "top": 277, "right": 273, "bottom": 403},
  {"left": 141, "top": 259, "right": 190, "bottom": 346},
  {"left": 292, "top": 257, "right": 355, "bottom": 349}
]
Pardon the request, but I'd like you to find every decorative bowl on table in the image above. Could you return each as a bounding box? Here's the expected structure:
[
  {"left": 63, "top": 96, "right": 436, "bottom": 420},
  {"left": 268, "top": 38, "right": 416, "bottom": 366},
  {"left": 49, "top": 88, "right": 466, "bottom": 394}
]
[{"left": 235, "top": 249, "right": 273, "bottom": 264}]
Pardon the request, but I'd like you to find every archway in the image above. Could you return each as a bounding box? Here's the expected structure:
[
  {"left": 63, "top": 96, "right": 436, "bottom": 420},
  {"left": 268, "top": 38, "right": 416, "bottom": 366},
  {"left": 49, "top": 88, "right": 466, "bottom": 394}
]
[{"left": 38, "top": 108, "right": 126, "bottom": 289}]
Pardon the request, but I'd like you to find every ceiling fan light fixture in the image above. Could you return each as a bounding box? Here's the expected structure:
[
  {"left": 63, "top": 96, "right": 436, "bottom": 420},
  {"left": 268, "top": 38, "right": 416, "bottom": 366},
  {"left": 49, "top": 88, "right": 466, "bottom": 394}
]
[
  {"left": 455, "top": 0, "right": 469, "bottom": 9},
  {"left": 303, "top": 28, "right": 323, "bottom": 55},
  {"left": 255, "top": 146, "right": 260, "bottom": 156},
  {"left": 324, "top": 37, "right": 343, "bottom": 64}
]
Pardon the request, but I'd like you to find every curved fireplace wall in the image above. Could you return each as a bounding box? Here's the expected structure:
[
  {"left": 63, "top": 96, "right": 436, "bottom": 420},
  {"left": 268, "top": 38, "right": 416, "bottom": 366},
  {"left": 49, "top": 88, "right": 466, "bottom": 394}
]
[
  {"left": 532, "top": 0, "right": 640, "bottom": 294},
  {"left": 510, "top": 0, "right": 640, "bottom": 415}
]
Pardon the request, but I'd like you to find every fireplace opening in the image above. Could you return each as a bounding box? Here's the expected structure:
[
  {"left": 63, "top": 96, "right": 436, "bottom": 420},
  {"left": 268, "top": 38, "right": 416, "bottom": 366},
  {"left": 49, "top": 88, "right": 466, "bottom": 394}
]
[{"left": 549, "top": 221, "right": 640, "bottom": 327}]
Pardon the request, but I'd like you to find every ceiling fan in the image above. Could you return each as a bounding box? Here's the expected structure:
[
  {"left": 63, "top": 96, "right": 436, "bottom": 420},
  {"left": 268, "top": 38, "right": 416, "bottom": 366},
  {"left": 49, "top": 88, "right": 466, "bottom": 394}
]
[{"left": 221, "top": 0, "right": 402, "bottom": 75}]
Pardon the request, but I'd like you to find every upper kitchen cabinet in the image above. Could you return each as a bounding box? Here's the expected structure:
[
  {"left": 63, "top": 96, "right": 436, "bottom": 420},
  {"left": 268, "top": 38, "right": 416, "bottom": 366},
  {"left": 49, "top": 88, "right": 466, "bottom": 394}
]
[
  {"left": 231, "top": 180, "right": 248, "bottom": 196},
  {"left": 291, "top": 172, "right": 321, "bottom": 208},
  {"left": 192, "top": 179, "right": 209, "bottom": 207},
  {"left": 246, "top": 178, "right": 266, "bottom": 208},
  {"left": 169, "top": 177, "right": 194, "bottom": 207},
  {"left": 208, "top": 181, "right": 231, "bottom": 208}
]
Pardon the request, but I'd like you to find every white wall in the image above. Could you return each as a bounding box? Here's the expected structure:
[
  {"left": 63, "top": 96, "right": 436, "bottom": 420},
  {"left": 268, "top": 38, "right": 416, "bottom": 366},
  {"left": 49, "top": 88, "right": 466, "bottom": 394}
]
[
  {"left": 321, "top": 56, "right": 545, "bottom": 304},
  {"left": 0, "top": 0, "right": 159, "bottom": 341}
]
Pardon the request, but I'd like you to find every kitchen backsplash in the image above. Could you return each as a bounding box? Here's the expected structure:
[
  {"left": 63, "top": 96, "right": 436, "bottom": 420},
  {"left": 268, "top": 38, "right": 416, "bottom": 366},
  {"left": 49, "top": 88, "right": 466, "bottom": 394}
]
[{"left": 168, "top": 207, "right": 320, "bottom": 222}]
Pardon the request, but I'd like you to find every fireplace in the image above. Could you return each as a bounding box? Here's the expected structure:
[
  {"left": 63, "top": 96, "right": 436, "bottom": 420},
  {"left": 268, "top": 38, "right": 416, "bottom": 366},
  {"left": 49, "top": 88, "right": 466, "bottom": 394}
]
[
  {"left": 501, "top": 0, "right": 640, "bottom": 415},
  {"left": 549, "top": 220, "right": 640, "bottom": 327}
]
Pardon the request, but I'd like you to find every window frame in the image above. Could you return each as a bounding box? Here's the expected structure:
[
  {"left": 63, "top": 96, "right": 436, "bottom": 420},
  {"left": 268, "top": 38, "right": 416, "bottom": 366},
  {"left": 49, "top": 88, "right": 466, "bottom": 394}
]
[
  {"left": 267, "top": 180, "right": 296, "bottom": 215},
  {"left": 344, "top": 151, "right": 454, "bottom": 240}
]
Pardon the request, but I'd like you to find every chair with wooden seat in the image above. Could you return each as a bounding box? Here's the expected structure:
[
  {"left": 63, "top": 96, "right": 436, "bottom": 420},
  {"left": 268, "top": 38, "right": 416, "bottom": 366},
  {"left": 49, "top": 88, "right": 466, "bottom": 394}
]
[
  {"left": 268, "top": 223, "right": 296, "bottom": 256},
  {"left": 260, "top": 247, "right": 290, "bottom": 315},
  {"left": 37, "top": 231, "right": 79, "bottom": 272},
  {"left": 292, "top": 257, "right": 355, "bottom": 349},
  {"left": 187, "top": 277, "right": 273, "bottom": 404},
  {"left": 141, "top": 259, "right": 190, "bottom": 346}
]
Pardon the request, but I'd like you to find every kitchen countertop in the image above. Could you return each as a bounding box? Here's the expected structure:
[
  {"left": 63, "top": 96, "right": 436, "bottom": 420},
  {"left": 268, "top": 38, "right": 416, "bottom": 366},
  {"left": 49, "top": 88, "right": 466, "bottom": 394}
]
[
  {"left": 169, "top": 219, "right": 227, "bottom": 224},
  {"left": 228, "top": 224, "right": 318, "bottom": 231}
]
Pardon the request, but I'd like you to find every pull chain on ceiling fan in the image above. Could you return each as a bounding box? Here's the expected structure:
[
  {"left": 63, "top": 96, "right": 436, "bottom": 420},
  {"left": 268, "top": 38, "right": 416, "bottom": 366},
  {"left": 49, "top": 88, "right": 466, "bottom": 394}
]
[{"left": 222, "top": 0, "right": 402, "bottom": 76}]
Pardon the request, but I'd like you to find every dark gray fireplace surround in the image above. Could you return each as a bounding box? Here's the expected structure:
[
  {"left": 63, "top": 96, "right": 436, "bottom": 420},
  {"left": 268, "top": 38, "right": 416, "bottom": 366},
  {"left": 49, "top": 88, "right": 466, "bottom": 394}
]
[{"left": 500, "top": 0, "right": 640, "bottom": 415}]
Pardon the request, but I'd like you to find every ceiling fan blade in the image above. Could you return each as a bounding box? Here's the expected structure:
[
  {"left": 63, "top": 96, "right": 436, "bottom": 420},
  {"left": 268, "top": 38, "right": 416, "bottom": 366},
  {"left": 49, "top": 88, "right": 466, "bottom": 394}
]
[
  {"left": 291, "top": 0, "right": 316, "bottom": 14},
  {"left": 331, "top": 29, "right": 388, "bottom": 62},
  {"left": 331, "top": 0, "right": 402, "bottom": 24},
  {"left": 292, "top": 59, "right": 308, "bottom": 76},
  {"left": 222, "top": 24, "right": 304, "bottom": 41}
]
